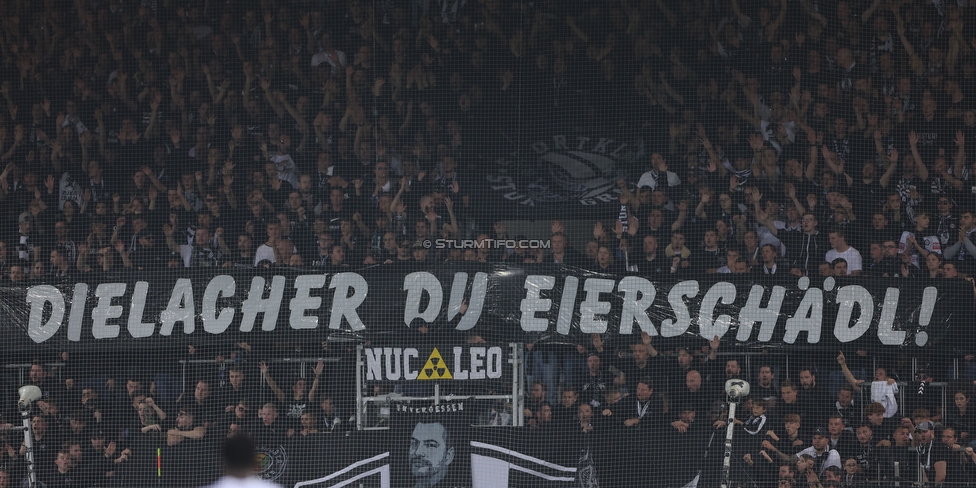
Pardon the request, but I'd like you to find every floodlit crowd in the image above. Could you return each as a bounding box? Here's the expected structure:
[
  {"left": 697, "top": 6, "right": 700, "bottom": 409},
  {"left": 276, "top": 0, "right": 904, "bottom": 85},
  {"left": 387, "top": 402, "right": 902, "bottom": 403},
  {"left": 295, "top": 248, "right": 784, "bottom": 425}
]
[
  {"left": 0, "top": 0, "right": 975, "bottom": 485},
  {"left": 523, "top": 334, "right": 976, "bottom": 487},
  {"left": 0, "top": 357, "right": 349, "bottom": 487}
]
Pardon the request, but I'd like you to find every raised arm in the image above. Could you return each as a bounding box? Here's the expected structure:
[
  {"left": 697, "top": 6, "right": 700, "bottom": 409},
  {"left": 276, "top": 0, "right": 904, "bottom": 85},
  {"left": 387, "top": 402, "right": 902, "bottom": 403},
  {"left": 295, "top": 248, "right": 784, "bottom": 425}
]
[
  {"left": 879, "top": 148, "right": 899, "bottom": 188},
  {"left": 144, "top": 397, "right": 167, "bottom": 421},
  {"left": 765, "top": 0, "right": 788, "bottom": 42},
  {"left": 443, "top": 196, "right": 459, "bottom": 235},
  {"left": 307, "top": 360, "right": 325, "bottom": 402},
  {"left": 163, "top": 224, "right": 181, "bottom": 254},
  {"left": 259, "top": 361, "right": 286, "bottom": 402},
  {"left": 955, "top": 130, "right": 968, "bottom": 177},
  {"left": 908, "top": 131, "right": 929, "bottom": 181},
  {"left": 821, "top": 145, "right": 844, "bottom": 175},
  {"left": 730, "top": 0, "right": 752, "bottom": 27},
  {"left": 837, "top": 351, "right": 864, "bottom": 393},
  {"left": 756, "top": 208, "right": 780, "bottom": 237},
  {"left": 804, "top": 130, "right": 821, "bottom": 181}
]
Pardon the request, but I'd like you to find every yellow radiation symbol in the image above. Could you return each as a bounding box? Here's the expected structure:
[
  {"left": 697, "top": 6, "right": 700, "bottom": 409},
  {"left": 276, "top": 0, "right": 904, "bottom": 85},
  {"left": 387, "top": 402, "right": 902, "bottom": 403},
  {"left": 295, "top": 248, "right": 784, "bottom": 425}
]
[{"left": 417, "top": 348, "right": 452, "bottom": 380}]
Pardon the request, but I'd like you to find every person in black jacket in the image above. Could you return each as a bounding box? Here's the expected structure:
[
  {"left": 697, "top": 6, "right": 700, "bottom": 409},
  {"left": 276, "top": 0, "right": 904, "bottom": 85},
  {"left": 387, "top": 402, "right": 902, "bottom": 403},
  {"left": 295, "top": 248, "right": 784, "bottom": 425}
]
[
  {"left": 664, "top": 405, "right": 712, "bottom": 487},
  {"left": 760, "top": 211, "right": 829, "bottom": 276}
]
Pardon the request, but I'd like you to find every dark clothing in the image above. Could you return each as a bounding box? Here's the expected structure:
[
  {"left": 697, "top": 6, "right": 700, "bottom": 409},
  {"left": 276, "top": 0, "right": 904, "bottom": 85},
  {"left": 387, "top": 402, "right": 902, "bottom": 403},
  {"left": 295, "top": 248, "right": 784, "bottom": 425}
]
[
  {"left": 579, "top": 369, "right": 611, "bottom": 409},
  {"left": 252, "top": 422, "right": 287, "bottom": 447},
  {"left": 215, "top": 384, "right": 254, "bottom": 411},
  {"left": 83, "top": 446, "right": 119, "bottom": 487},
  {"left": 671, "top": 387, "right": 712, "bottom": 416},
  {"left": 559, "top": 415, "right": 615, "bottom": 487},
  {"left": 662, "top": 417, "right": 713, "bottom": 486},
  {"left": 631, "top": 255, "right": 668, "bottom": 274},
  {"left": 769, "top": 432, "right": 807, "bottom": 460},
  {"left": 24, "top": 432, "right": 61, "bottom": 482},
  {"left": 828, "top": 431, "right": 861, "bottom": 460},
  {"left": 865, "top": 257, "right": 900, "bottom": 277},
  {"left": 174, "top": 397, "right": 221, "bottom": 426},
  {"left": 42, "top": 469, "right": 80, "bottom": 488},
  {"left": 877, "top": 445, "right": 918, "bottom": 483},
  {"left": 275, "top": 396, "right": 314, "bottom": 433},
  {"left": 866, "top": 417, "right": 897, "bottom": 443},
  {"left": 771, "top": 400, "right": 807, "bottom": 437},
  {"left": 944, "top": 407, "right": 976, "bottom": 439},
  {"left": 832, "top": 401, "right": 859, "bottom": 434},
  {"left": 852, "top": 441, "right": 879, "bottom": 479},
  {"left": 797, "top": 384, "right": 831, "bottom": 428},
  {"left": 542, "top": 250, "right": 585, "bottom": 267},
  {"left": 553, "top": 403, "right": 579, "bottom": 432},
  {"left": 611, "top": 356, "right": 658, "bottom": 397},
  {"left": 779, "top": 230, "right": 830, "bottom": 275},
  {"left": 917, "top": 440, "right": 952, "bottom": 484}
]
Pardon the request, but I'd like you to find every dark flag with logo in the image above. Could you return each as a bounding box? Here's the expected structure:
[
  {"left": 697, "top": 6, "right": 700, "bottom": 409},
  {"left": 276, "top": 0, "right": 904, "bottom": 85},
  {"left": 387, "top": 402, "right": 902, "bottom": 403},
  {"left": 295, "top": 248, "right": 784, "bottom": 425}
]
[
  {"left": 255, "top": 443, "right": 289, "bottom": 483},
  {"left": 480, "top": 132, "right": 645, "bottom": 220}
]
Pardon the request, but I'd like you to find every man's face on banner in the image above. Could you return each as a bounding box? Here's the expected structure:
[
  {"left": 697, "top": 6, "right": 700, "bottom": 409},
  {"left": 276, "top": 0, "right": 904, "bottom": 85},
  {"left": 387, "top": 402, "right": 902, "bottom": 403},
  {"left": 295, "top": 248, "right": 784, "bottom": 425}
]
[{"left": 410, "top": 422, "right": 455, "bottom": 485}]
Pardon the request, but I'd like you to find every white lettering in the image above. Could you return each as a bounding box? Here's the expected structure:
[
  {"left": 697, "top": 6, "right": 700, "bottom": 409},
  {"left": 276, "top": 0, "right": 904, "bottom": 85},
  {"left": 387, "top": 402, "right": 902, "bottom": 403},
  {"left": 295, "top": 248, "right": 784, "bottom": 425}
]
[
  {"left": 240, "top": 276, "right": 286, "bottom": 332},
  {"left": 404, "top": 349, "right": 419, "bottom": 380},
  {"left": 520, "top": 275, "right": 555, "bottom": 332},
  {"left": 487, "top": 347, "right": 503, "bottom": 379},
  {"left": 579, "top": 278, "right": 615, "bottom": 333},
  {"left": 67, "top": 283, "right": 88, "bottom": 342},
  {"left": 202, "top": 276, "right": 236, "bottom": 334},
  {"left": 470, "top": 347, "right": 486, "bottom": 380},
  {"left": 737, "top": 285, "right": 786, "bottom": 342},
  {"left": 877, "top": 287, "right": 904, "bottom": 345},
  {"left": 365, "top": 348, "right": 382, "bottom": 381},
  {"left": 26, "top": 285, "right": 65, "bottom": 344},
  {"left": 556, "top": 276, "right": 579, "bottom": 335},
  {"left": 127, "top": 281, "right": 155, "bottom": 338},
  {"left": 290, "top": 275, "right": 326, "bottom": 329},
  {"left": 384, "top": 347, "right": 402, "bottom": 381},
  {"left": 329, "top": 273, "right": 368, "bottom": 330},
  {"left": 833, "top": 285, "right": 874, "bottom": 343},
  {"left": 454, "top": 346, "right": 469, "bottom": 380},
  {"left": 699, "top": 282, "right": 737, "bottom": 340},
  {"left": 160, "top": 278, "right": 195, "bottom": 336},
  {"left": 92, "top": 283, "right": 126, "bottom": 339},
  {"left": 784, "top": 287, "right": 823, "bottom": 344},
  {"left": 451, "top": 272, "right": 489, "bottom": 330},
  {"left": 403, "top": 272, "right": 444, "bottom": 326},
  {"left": 661, "top": 281, "right": 699, "bottom": 337},
  {"left": 617, "top": 277, "right": 657, "bottom": 336}
]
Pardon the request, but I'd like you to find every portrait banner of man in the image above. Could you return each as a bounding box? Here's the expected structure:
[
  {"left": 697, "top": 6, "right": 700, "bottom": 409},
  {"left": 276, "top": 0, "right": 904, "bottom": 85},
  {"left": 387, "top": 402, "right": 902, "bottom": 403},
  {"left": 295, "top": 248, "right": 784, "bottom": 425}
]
[{"left": 393, "top": 401, "right": 471, "bottom": 488}]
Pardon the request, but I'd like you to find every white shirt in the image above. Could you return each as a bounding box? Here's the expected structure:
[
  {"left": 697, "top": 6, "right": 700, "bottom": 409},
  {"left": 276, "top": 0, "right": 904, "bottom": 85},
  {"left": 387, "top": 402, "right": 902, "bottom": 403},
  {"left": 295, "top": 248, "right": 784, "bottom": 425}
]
[
  {"left": 205, "top": 475, "right": 283, "bottom": 488},
  {"left": 825, "top": 246, "right": 863, "bottom": 274},
  {"left": 871, "top": 381, "right": 899, "bottom": 418},
  {"left": 637, "top": 170, "right": 681, "bottom": 190},
  {"left": 271, "top": 154, "right": 300, "bottom": 189},
  {"left": 254, "top": 244, "right": 277, "bottom": 266},
  {"left": 795, "top": 447, "right": 841, "bottom": 475}
]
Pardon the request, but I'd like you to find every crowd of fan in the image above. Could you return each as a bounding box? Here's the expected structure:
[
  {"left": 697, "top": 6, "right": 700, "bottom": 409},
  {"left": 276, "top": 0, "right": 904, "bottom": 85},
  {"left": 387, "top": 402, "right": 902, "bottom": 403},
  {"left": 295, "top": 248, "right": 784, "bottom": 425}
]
[
  {"left": 1, "top": 0, "right": 976, "bottom": 486},
  {"left": 523, "top": 335, "right": 976, "bottom": 487},
  {"left": 0, "top": 357, "right": 349, "bottom": 487},
  {"left": 0, "top": 0, "right": 975, "bottom": 282}
]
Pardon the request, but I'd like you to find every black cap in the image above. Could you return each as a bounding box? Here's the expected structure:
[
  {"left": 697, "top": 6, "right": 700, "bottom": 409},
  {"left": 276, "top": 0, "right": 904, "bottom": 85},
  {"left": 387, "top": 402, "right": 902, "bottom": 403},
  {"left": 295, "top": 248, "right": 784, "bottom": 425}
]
[{"left": 813, "top": 426, "right": 827, "bottom": 436}]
